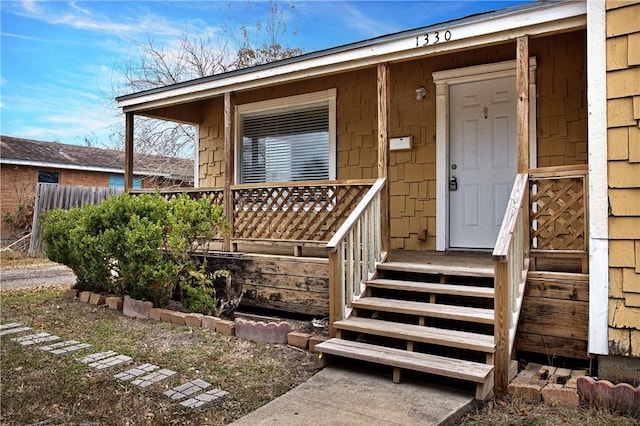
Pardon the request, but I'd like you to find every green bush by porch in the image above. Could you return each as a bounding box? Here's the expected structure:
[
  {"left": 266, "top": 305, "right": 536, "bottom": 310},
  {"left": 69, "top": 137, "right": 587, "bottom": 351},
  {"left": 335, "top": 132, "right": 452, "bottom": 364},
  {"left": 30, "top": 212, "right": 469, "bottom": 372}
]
[{"left": 41, "top": 192, "right": 228, "bottom": 308}]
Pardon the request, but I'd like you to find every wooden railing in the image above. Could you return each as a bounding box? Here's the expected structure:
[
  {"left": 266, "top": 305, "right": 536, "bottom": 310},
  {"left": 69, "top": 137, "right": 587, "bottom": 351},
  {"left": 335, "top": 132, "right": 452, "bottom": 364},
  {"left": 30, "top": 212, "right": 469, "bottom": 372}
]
[
  {"left": 326, "top": 178, "right": 386, "bottom": 335},
  {"left": 132, "top": 180, "right": 375, "bottom": 251},
  {"left": 231, "top": 180, "right": 374, "bottom": 246},
  {"left": 529, "top": 164, "right": 589, "bottom": 272},
  {"left": 493, "top": 173, "right": 530, "bottom": 396}
]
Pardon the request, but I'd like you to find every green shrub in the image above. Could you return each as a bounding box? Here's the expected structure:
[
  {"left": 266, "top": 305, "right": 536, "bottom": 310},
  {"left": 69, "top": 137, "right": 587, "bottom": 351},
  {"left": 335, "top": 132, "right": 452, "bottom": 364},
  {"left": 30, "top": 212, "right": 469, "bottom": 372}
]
[
  {"left": 181, "top": 267, "right": 230, "bottom": 315},
  {"left": 41, "top": 192, "right": 228, "bottom": 307}
]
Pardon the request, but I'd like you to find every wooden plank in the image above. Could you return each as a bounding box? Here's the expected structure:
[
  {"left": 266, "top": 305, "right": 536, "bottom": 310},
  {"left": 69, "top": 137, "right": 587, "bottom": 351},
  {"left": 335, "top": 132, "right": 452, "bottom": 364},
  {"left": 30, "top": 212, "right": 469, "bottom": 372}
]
[
  {"left": 241, "top": 286, "right": 328, "bottom": 316},
  {"left": 531, "top": 250, "right": 588, "bottom": 258},
  {"left": 124, "top": 112, "right": 134, "bottom": 192},
  {"left": 230, "top": 179, "right": 376, "bottom": 190},
  {"left": 493, "top": 260, "right": 509, "bottom": 397},
  {"left": 526, "top": 271, "right": 589, "bottom": 282},
  {"left": 333, "top": 317, "right": 495, "bottom": 353},
  {"left": 493, "top": 173, "right": 527, "bottom": 261},
  {"left": 205, "top": 252, "right": 328, "bottom": 275},
  {"left": 377, "top": 63, "right": 390, "bottom": 254},
  {"left": 517, "top": 36, "right": 529, "bottom": 174},
  {"left": 352, "top": 297, "right": 494, "bottom": 324},
  {"left": 519, "top": 298, "right": 588, "bottom": 340},
  {"left": 378, "top": 261, "right": 494, "bottom": 278},
  {"left": 367, "top": 278, "right": 494, "bottom": 298},
  {"left": 328, "top": 249, "right": 342, "bottom": 337},
  {"left": 223, "top": 91, "right": 234, "bottom": 252},
  {"left": 231, "top": 238, "right": 327, "bottom": 247},
  {"left": 201, "top": 252, "right": 330, "bottom": 316},
  {"left": 525, "top": 275, "right": 589, "bottom": 302},
  {"left": 529, "top": 164, "right": 588, "bottom": 179},
  {"left": 390, "top": 250, "right": 493, "bottom": 268},
  {"left": 315, "top": 338, "right": 493, "bottom": 383},
  {"left": 516, "top": 332, "right": 588, "bottom": 360}
]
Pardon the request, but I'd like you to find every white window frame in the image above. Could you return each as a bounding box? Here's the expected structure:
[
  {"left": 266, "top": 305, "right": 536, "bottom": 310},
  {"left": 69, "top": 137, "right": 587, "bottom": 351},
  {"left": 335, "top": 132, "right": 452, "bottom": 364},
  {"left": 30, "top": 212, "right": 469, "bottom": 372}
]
[{"left": 234, "top": 88, "right": 337, "bottom": 184}]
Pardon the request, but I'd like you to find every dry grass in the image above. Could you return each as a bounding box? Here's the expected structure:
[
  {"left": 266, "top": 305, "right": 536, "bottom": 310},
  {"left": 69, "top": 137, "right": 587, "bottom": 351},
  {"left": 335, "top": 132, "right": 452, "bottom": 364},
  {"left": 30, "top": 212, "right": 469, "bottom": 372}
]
[
  {"left": 0, "top": 287, "right": 320, "bottom": 425},
  {"left": 0, "top": 249, "right": 52, "bottom": 269},
  {"left": 459, "top": 395, "right": 638, "bottom": 425},
  {"left": 2, "top": 286, "right": 638, "bottom": 425}
]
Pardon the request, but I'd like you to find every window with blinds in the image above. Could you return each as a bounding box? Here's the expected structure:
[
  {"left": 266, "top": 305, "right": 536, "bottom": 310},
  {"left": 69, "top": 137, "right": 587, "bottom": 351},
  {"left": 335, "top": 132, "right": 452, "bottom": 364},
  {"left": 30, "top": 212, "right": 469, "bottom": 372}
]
[{"left": 237, "top": 90, "right": 335, "bottom": 184}]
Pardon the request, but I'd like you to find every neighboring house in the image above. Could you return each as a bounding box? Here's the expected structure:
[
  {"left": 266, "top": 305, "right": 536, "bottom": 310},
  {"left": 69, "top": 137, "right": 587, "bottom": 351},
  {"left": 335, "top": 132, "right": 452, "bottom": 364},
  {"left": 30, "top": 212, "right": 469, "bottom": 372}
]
[
  {"left": 0, "top": 136, "right": 194, "bottom": 240},
  {"left": 116, "top": 1, "right": 640, "bottom": 399}
]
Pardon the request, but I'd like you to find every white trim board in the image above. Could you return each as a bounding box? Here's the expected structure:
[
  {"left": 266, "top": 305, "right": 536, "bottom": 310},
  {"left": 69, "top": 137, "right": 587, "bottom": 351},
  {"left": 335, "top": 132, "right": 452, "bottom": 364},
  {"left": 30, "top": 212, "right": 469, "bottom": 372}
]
[
  {"left": 586, "top": 0, "right": 608, "bottom": 356},
  {"left": 433, "top": 59, "right": 538, "bottom": 251}
]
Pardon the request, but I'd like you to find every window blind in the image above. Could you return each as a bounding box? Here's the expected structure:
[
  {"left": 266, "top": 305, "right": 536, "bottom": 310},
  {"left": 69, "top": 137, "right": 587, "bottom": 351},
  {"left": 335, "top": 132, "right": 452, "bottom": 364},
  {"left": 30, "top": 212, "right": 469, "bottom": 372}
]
[{"left": 240, "top": 105, "right": 329, "bottom": 184}]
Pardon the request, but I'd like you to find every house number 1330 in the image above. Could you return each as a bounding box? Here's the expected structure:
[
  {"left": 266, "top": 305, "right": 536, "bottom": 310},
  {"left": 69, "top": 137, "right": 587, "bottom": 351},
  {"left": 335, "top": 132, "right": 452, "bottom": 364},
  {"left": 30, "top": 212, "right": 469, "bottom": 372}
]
[{"left": 415, "top": 30, "right": 452, "bottom": 47}]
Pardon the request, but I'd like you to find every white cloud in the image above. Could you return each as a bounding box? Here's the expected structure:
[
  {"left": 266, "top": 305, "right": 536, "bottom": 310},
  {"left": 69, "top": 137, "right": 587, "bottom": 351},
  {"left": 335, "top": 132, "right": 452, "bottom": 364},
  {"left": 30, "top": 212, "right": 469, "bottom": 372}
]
[{"left": 14, "top": 0, "right": 183, "bottom": 40}]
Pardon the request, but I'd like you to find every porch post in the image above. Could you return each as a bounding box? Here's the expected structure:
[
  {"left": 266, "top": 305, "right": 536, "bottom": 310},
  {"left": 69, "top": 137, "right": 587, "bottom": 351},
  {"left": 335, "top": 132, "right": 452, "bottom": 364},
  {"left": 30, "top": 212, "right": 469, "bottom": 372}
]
[
  {"left": 377, "top": 63, "right": 391, "bottom": 254},
  {"left": 517, "top": 36, "right": 530, "bottom": 173},
  {"left": 516, "top": 36, "right": 531, "bottom": 259},
  {"left": 223, "top": 92, "right": 235, "bottom": 252},
  {"left": 494, "top": 34, "right": 531, "bottom": 397},
  {"left": 124, "top": 112, "right": 134, "bottom": 192}
]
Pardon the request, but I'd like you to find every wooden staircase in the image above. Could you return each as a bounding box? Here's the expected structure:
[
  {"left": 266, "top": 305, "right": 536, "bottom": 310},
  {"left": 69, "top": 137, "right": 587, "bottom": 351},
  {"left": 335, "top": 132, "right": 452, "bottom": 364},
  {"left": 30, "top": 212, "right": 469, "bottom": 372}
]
[{"left": 316, "top": 258, "right": 497, "bottom": 400}]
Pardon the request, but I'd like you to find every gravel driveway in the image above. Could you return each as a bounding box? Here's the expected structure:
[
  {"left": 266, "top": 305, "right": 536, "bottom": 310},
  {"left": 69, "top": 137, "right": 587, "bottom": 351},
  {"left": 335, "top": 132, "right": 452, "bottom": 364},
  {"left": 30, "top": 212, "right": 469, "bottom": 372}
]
[{"left": 0, "top": 264, "right": 76, "bottom": 290}]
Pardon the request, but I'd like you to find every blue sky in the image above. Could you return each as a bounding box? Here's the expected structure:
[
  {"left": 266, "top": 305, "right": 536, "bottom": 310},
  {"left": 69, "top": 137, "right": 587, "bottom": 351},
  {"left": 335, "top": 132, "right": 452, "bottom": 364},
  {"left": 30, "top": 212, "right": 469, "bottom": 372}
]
[{"left": 1, "top": 0, "right": 530, "bottom": 148}]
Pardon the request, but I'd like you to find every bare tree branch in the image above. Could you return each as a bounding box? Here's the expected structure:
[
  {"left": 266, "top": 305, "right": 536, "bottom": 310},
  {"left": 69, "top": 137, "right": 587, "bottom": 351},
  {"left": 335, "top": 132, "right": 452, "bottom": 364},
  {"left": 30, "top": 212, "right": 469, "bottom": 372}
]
[{"left": 110, "top": 1, "right": 302, "bottom": 160}]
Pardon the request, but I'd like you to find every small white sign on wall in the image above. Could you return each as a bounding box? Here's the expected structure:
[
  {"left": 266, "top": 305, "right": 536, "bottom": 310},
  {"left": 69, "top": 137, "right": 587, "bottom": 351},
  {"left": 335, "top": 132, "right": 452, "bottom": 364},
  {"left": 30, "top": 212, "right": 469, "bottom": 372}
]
[{"left": 390, "top": 136, "right": 412, "bottom": 151}]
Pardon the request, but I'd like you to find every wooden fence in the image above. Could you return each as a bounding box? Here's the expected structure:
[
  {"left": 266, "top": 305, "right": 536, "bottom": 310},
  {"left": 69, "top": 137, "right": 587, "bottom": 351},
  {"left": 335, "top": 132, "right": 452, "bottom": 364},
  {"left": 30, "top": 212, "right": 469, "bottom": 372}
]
[{"left": 29, "top": 183, "right": 124, "bottom": 257}]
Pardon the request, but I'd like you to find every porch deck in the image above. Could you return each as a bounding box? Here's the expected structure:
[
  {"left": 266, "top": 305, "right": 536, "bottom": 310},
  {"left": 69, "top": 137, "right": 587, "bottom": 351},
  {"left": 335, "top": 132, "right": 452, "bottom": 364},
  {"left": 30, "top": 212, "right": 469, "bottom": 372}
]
[{"left": 205, "top": 243, "right": 581, "bottom": 274}]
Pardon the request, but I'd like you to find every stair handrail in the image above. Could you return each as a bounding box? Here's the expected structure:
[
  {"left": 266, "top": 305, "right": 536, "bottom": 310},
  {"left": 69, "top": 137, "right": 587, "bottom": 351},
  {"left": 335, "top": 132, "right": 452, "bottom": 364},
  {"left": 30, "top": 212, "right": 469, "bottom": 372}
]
[
  {"left": 492, "top": 172, "right": 530, "bottom": 396},
  {"left": 326, "top": 178, "right": 386, "bottom": 336}
]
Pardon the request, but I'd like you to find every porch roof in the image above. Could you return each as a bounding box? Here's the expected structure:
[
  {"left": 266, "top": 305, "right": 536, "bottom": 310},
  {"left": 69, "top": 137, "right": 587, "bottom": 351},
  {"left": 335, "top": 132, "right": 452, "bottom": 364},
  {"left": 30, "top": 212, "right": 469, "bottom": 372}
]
[{"left": 117, "top": 0, "right": 586, "bottom": 114}]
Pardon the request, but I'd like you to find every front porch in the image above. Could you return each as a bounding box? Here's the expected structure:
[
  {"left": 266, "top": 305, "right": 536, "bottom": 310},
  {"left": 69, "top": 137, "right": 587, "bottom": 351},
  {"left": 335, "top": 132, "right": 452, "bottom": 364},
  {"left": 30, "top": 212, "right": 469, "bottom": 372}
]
[{"left": 132, "top": 162, "right": 589, "bottom": 398}]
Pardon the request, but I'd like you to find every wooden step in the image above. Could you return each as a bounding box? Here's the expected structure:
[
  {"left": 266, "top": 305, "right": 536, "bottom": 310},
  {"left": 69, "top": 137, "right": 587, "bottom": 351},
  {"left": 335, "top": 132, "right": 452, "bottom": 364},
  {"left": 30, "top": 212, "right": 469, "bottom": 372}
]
[
  {"left": 378, "top": 261, "right": 494, "bottom": 278},
  {"left": 334, "top": 317, "right": 495, "bottom": 353},
  {"left": 368, "top": 278, "right": 494, "bottom": 298},
  {"left": 352, "top": 297, "right": 494, "bottom": 324},
  {"left": 316, "top": 338, "right": 494, "bottom": 384}
]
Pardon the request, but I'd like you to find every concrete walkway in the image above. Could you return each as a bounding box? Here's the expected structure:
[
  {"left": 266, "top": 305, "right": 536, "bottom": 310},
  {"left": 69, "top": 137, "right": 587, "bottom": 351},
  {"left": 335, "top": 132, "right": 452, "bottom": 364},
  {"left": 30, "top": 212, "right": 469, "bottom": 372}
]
[
  {"left": 1, "top": 264, "right": 76, "bottom": 290},
  {"left": 230, "top": 364, "right": 475, "bottom": 426}
]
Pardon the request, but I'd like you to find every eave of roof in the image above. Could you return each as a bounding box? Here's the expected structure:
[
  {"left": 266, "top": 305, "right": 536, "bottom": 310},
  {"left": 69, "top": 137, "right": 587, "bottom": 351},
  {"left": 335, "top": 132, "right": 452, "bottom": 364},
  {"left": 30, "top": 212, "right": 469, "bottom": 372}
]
[
  {"left": 117, "top": 0, "right": 586, "bottom": 113},
  {"left": 0, "top": 136, "right": 194, "bottom": 181},
  {"left": 0, "top": 158, "right": 171, "bottom": 177}
]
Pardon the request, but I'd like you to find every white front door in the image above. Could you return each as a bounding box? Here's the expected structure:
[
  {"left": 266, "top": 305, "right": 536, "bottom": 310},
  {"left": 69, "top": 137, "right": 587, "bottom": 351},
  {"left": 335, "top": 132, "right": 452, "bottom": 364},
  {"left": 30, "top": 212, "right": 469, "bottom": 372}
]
[{"left": 448, "top": 76, "right": 517, "bottom": 249}]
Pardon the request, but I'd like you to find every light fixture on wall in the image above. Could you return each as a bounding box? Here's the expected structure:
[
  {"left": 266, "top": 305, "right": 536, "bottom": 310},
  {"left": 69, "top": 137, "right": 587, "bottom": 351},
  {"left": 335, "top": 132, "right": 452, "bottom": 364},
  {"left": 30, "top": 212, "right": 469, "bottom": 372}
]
[{"left": 415, "top": 86, "right": 427, "bottom": 100}]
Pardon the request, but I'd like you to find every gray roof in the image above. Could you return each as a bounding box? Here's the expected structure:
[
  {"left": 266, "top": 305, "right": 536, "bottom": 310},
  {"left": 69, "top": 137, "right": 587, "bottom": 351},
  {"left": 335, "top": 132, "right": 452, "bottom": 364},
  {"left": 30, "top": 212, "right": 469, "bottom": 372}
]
[{"left": 0, "top": 135, "right": 194, "bottom": 182}]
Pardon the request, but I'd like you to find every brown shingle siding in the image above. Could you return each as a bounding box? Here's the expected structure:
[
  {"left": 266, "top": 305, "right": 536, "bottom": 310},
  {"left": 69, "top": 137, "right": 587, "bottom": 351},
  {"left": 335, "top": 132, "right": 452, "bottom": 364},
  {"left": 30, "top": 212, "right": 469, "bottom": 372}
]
[{"left": 606, "top": 1, "right": 640, "bottom": 357}]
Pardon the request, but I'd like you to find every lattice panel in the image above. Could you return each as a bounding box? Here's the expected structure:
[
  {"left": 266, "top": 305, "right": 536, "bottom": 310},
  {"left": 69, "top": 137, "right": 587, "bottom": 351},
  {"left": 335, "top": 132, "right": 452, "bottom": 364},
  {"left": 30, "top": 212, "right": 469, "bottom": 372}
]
[
  {"left": 529, "top": 176, "right": 586, "bottom": 252},
  {"left": 232, "top": 184, "right": 370, "bottom": 241}
]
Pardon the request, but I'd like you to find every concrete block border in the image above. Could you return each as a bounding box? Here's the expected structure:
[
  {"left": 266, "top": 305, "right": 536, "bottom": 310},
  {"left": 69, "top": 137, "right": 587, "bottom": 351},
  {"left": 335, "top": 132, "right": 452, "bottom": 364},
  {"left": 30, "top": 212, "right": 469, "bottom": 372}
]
[
  {"left": 64, "top": 290, "right": 330, "bottom": 354},
  {"left": 287, "top": 332, "right": 311, "bottom": 349},
  {"left": 105, "top": 297, "right": 123, "bottom": 311},
  {"left": 577, "top": 376, "right": 640, "bottom": 416},
  {"left": 235, "top": 318, "right": 292, "bottom": 344},
  {"left": 123, "top": 296, "right": 153, "bottom": 320},
  {"left": 216, "top": 320, "right": 236, "bottom": 336},
  {"left": 502, "top": 363, "right": 640, "bottom": 410},
  {"left": 62, "top": 289, "right": 78, "bottom": 300}
]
